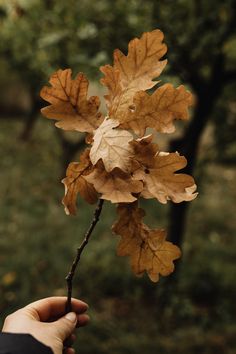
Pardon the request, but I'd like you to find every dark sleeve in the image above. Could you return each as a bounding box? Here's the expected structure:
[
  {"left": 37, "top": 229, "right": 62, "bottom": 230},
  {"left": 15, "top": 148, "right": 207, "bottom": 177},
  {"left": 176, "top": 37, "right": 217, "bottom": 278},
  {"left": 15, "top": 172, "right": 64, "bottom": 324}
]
[{"left": 0, "top": 333, "right": 53, "bottom": 354}]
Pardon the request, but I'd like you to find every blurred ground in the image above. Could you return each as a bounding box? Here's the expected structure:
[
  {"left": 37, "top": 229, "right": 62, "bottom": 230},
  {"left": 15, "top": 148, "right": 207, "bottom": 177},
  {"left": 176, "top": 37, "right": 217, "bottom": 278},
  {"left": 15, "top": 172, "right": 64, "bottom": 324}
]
[{"left": 0, "top": 118, "right": 235, "bottom": 354}]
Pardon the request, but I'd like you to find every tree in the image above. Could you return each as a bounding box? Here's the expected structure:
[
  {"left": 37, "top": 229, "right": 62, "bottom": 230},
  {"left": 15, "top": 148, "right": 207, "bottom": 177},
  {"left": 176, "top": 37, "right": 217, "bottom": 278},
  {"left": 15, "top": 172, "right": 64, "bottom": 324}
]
[{"left": 149, "top": 0, "right": 236, "bottom": 246}]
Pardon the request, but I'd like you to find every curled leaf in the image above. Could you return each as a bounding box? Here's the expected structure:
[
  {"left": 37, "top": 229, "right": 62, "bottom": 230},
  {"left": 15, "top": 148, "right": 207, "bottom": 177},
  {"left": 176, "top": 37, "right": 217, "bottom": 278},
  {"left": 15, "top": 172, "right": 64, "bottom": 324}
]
[
  {"left": 62, "top": 149, "right": 98, "bottom": 215},
  {"left": 134, "top": 152, "right": 197, "bottom": 204}
]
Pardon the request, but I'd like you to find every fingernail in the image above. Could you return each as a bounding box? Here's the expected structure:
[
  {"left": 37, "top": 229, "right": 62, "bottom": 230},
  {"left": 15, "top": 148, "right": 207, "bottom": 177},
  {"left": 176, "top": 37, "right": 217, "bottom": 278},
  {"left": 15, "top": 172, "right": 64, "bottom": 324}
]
[{"left": 65, "top": 312, "right": 77, "bottom": 322}]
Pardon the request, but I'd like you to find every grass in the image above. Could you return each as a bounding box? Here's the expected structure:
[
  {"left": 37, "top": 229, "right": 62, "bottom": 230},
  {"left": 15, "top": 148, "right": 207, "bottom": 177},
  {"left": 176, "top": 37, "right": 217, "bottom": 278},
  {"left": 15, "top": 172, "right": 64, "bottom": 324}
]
[{"left": 0, "top": 117, "right": 235, "bottom": 353}]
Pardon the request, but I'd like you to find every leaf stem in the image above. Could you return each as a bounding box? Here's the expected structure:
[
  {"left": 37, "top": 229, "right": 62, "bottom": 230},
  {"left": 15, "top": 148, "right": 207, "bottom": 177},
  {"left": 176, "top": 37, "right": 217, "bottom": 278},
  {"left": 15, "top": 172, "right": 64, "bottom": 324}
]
[{"left": 65, "top": 198, "right": 104, "bottom": 313}]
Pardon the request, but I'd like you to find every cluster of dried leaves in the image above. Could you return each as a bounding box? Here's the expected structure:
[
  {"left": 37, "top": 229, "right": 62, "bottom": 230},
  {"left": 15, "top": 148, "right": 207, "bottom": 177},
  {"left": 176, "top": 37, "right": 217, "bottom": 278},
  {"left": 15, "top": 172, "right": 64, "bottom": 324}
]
[{"left": 41, "top": 29, "right": 197, "bottom": 282}]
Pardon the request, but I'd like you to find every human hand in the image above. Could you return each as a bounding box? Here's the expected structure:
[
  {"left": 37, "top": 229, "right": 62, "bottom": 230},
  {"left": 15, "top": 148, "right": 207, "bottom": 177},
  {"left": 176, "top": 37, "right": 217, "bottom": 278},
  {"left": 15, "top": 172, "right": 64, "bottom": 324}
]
[{"left": 2, "top": 296, "right": 89, "bottom": 354}]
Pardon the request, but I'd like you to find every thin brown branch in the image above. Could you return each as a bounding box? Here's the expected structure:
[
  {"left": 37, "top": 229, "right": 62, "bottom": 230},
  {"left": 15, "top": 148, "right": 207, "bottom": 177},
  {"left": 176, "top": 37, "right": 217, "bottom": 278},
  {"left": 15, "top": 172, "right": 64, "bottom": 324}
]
[{"left": 65, "top": 198, "right": 104, "bottom": 313}]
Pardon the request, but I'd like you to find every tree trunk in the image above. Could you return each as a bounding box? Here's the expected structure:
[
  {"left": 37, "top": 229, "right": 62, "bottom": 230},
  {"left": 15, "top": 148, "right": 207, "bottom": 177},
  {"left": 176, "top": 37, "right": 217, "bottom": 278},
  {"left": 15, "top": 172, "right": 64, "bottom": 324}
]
[
  {"left": 19, "top": 108, "right": 38, "bottom": 141},
  {"left": 19, "top": 96, "right": 41, "bottom": 142},
  {"left": 168, "top": 103, "right": 207, "bottom": 247},
  {"left": 168, "top": 73, "right": 224, "bottom": 247}
]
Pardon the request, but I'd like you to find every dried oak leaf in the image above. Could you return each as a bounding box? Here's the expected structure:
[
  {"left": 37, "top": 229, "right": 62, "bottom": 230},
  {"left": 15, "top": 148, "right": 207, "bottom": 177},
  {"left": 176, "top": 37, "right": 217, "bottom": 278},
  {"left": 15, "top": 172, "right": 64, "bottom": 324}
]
[
  {"left": 100, "top": 29, "right": 167, "bottom": 120},
  {"left": 99, "top": 65, "right": 120, "bottom": 113},
  {"left": 62, "top": 149, "right": 98, "bottom": 215},
  {"left": 133, "top": 152, "right": 197, "bottom": 204},
  {"left": 90, "top": 118, "right": 134, "bottom": 172},
  {"left": 84, "top": 163, "right": 143, "bottom": 203},
  {"left": 112, "top": 203, "right": 181, "bottom": 282},
  {"left": 119, "top": 84, "right": 193, "bottom": 136},
  {"left": 40, "top": 69, "right": 103, "bottom": 133},
  {"left": 130, "top": 134, "right": 159, "bottom": 169}
]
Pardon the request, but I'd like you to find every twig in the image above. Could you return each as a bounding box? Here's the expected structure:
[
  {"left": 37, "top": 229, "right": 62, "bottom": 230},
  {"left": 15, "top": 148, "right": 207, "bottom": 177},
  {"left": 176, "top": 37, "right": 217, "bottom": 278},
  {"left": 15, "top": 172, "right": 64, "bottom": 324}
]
[{"left": 65, "top": 198, "right": 104, "bottom": 313}]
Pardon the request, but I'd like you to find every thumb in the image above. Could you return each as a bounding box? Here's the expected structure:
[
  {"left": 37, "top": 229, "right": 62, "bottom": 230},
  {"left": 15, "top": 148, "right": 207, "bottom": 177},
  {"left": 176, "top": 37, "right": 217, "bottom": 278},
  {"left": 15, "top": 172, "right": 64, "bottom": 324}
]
[{"left": 53, "top": 312, "right": 77, "bottom": 341}]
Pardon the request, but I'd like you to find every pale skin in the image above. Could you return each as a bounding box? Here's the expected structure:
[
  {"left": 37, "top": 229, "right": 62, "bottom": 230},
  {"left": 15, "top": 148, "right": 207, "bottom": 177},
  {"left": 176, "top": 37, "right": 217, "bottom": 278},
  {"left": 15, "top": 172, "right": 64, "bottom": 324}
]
[{"left": 2, "top": 297, "right": 89, "bottom": 354}]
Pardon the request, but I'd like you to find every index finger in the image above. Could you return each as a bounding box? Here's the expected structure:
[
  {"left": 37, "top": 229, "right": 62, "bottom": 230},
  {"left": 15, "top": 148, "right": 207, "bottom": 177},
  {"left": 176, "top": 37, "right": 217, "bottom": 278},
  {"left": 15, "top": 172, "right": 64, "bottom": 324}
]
[{"left": 24, "top": 296, "right": 88, "bottom": 322}]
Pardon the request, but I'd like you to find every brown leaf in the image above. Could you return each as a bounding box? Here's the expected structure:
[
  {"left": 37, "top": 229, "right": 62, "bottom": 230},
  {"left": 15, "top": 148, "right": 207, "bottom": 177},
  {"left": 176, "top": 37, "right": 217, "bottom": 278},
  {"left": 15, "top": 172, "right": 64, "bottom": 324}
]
[
  {"left": 119, "top": 84, "right": 193, "bottom": 136},
  {"left": 99, "top": 65, "right": 121, "bottom": 113},
  {"left": 130, "top": 134, "right": 159, "bottom": 169},
  {"left": 62, "top": 149, "right": 98, "bottom": 215},
  {"left": 40, "top": 28, "right": 198, "bottom": 284},
  {"left": 90, "top": 118, "right": 134, "bottom": 172},
  {"left": 100, "top": 29, "right": 167, "bottom": 120},
  {"left": 112, "top": 203, "right": 181, "bottom": 282},
  {"left": 40, "top": 69, "right": 103, "bottom": 133},
  {"left": 84, "top": 163, "right": 143, "bottom": 203},
  {"left": 133, "top": 152, "right": 197, "bottom": 203}
]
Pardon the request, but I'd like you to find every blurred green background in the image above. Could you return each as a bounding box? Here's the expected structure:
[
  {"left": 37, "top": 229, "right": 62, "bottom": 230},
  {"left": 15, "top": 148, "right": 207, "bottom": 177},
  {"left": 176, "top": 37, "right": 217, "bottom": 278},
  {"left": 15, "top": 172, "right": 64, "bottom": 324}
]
[{"left": 0, "top": 0, "right": 236, "bottom": 353}]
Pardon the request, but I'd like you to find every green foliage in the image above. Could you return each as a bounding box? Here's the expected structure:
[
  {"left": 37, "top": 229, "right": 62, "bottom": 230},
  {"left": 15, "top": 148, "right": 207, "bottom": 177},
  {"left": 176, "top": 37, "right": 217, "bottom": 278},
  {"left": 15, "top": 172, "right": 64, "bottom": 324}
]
[{"left": 0, "top": 0, "right": 151, "bottom": 82}]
